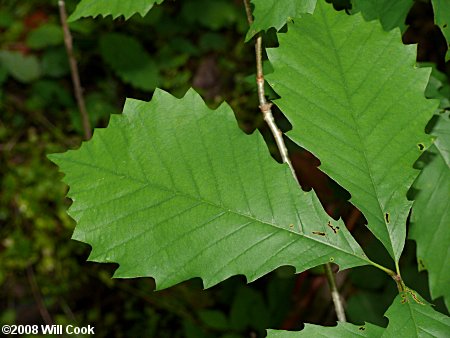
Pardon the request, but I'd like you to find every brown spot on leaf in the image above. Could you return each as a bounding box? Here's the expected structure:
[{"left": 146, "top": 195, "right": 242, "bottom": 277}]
[{"left": 327, "top": 221, "right": 339, "bottom": 234}]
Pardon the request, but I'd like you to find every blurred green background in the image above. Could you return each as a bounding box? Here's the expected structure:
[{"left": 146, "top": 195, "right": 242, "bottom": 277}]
[{"left": 0, "top": 0, "right": 448, "bottom": 337}]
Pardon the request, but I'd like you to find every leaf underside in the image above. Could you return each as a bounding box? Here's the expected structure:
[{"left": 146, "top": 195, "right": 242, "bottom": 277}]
[
  {"left": 267, "top": 321, "right": 383, "bottom": 337},
  {"left": 266, "top": 1, "right": 437, "bottom": 262},
  {"left": 267, "top": 290, "right": 450, "bottom": 337},
  {"left": 410, "top": 111, "right": 450, "bottom": 310},
  {"left": 49, "top": 88, "right": 369, "bottom": 290},
  {"left": 245, "top": 0, "right": 317, "bottom": 41},
  {"left": 68, "top": 0, "right": 164, "bottom": 21},
  {"left": 99, "top": 33, "right": 159, "bottom": 91}
]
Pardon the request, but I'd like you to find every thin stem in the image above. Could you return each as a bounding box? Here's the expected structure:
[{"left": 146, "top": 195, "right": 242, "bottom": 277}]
[
  {"left": 243, "top": 0, "right": 407, "bottom": 306},
  {"left": 243, "top": 0, "right": 347, "bottom": 322},
  {"left": 368, "top": 259, "right": 405, "bottom": 293},
  {"left": 395, "top": 260, "right": 402, "bottom": 277},
  {"left": 368, "top": 260, "right": 396, "bottom": 277},
  {"left": 243, "top": 0, "right": 253, "bottom": 24},
  {"left": 59, "top": 298, "right": 77, "bottom": 323},
  {"left": 243, "top": 0, "right": 299, "bottom": 185},
  {"left": 58, "top": 0, "right": 92, "bottom": 140},
  {"left": 27, "top": 266, "right": 53, "bottom": 326},
  {"left": 324, "top": 264, "right": 346, "bottom": 322}
]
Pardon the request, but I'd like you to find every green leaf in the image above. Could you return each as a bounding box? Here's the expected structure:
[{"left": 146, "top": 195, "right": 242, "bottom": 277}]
[
  {"left": 347, "top": 291, "right": 390, "bottom": 327},
  {"left": 69, "top": 0, "right": 164, "bottom": 21},
  {"left": 0, "top": 50, "right": 41, "bottom": 83},
  {"left": 181, "top": 0, "right": 243, "bottom": 31},
  {"left": 424, "top": 65, "right": 450, "bottom": 110},
  {"left": 352, "top": 0, "right": 414, "bottom": 31},
  {"left": 382, "top": 291, "right": 450, "bottom": 337},
  {"left": 266, "top": 1, "right": 437, "bottom": 262},
  {"left": 41, "top": 47, "right": 70, "bottom": 78},
  {"left": 26, "top": 23, "right": 63, "bottom": 50},
  {"left": 198, "top": 310, "right": 229, "bottom": 330},
  {"left": 433, "top": 113, "right": 450, "bottom": 166},
  {"left": 99, "top": 33, "right": 159, "bottom": 91},
  {"left": 229, "top": 286, "right": 269, "bottom": 330},
  {"left": 431, "top": 0, "right": 450, "bottom": 61},
  {"left": 410, "top": 112, "right": 450, "bottom": 310},
  {"left": 245, "top": 0, "right": 317, "bottom": 41},
  {"left": 0, "top": 64, "right": 8, "bottom": 85},
  {"left": 49, "top": 88, "right": 370, "bottom": 290},
  {"left": 267, "top": 290, "right": 450, "bottom": 337},
  {"left": 267, "top": 322, "right": 384, "bottom": 337}
]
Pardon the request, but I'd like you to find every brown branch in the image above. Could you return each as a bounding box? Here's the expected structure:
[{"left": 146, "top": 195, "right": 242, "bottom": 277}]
[
  {"left": 243, "top": 0, "right": 347, "bottom": 322},
  {"left": 58, "top": 0, "right": 92, "bottom": 140},
  {"left": 324, "top": 264, "right": 347, "bottom": 322},
  {"left": 243, "top": 0, "right": 299, "bottom": 185},
  {"left": 27, "top": 266, "right": 53, "bottom": 326}
]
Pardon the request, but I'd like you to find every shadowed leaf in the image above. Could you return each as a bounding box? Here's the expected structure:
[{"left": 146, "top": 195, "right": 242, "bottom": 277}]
[{"left": 410, "top": 111, "right": 450, "bottom": 310}]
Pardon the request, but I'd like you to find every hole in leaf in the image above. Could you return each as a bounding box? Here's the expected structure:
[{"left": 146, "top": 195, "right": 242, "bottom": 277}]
[
  {"left": 312, "top": 231, "right": 325, "bottom": 236},
  {"left": 385, "top": 212, "right": 390, "bottom": 224},
  {"left": 329, "top": 257, "right": 334, "bottom": 262},
  {"left": 417, "top": 143, "right": 425, "bottom": 151},
  {"left": 444, "top": 23, "right": 448, "bottom": 28},
  {"left": 359, "top": 327, "right": 366, "bottom": 331}
]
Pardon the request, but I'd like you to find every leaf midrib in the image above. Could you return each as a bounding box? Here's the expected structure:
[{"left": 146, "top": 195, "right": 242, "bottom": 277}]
[
  {"left": 318, "top": 4, "right": 392, "bottom": 251},
  {"left": 61, "top": 155, "right": 367, "bottom": 258}
]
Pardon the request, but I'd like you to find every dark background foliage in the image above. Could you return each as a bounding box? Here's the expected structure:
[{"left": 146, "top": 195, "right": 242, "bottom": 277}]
[{"left": 0, "top": 0, "right": 448, "bottom": 337}]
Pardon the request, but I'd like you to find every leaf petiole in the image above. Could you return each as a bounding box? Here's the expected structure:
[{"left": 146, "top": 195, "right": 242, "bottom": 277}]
[{"left": 368, "top": 259, "right": 406, "bottom": 293}]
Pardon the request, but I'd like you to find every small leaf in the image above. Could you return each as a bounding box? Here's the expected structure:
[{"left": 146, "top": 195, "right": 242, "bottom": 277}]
[
  {"left": 267, "top": 321, "right": 384, "bottom": 337},
  {"left": 181, "top": 0, "right": 243, "bottom": 31},
  {"left": 69, "top": 0, "right": 164, "bottom": 21},
  {"left": 41, "top": 47, "right": 70, "bottom": 78},
  {"left": 99, "top": 33, "right": 159, "bottom": 91},
  {"left": 0, "top": 50, "right": 41, "bottom": 83},
  {"left": 424, "top": 66, "right": 450, "bottom": 110},
  {"left": 410, "top": 112, "right": 450, "bottom": 310},
  {"left": 245, "top": 0, "right": 317, "bottom": 41},
  {"left": 352, "top": 0, "right": 414, "bottom": 31},
  {"left": 266, "top": 1, "right": 437, "bottom": 262},
  {"left": 198, "top": 310, "right": 229, "bottom": 330},
  {"left": 26, "top": 23, "right": 63, "bottom": 50},
  {"left": 382, "top": 291, "right": 450, "bottom": 337},
  {"left": 431, "top": 0, "right": 450, "bottom": 61},
  {"left": 49, "top": 88, "right": 370, "bottom": 290},
  {"left": 433, "top": 112, "right": 450, "bottom": 165},
  {"left": 347, "top": 291, "right": 390, "bottom": 327}
]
